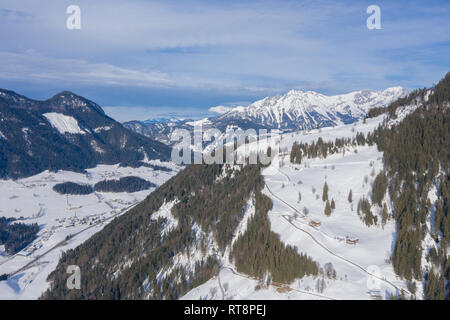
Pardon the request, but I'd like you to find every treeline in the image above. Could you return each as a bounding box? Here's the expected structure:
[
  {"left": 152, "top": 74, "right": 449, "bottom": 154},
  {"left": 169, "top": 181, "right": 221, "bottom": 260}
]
[
  {"left": 52, "top": 176, "right": 155, "bottom": 195},
  {"left": 121, "top": 162, "right": 173, "bottom": 172},
  {"left": 52, "top": 182, "right": 93, "bottom": 195},
  {"left": 94, "top": 176, "right": 156, "bottom": 193},
  {"left": 231, "top": 191, "right": 319, "bottom": 283},
  {"left": 428, "top": 72, "right": 450, "bottom": 106},
  {"left": 137, "top": 163, "right": 173, "bottom": 172},
  {"left": 368, "top": 88, "right": 428, "bottom": 119},
  {"left": 372, "top": 73, "right": 449, "bottom": 299},
  {"left": 290, "top": 132, "right": 376, "bottom": 164},
  {"left": 368, "top": 72, "right": 450, "bottom": 119},
  {"left": 0, "top": 217, "right": 39, "bottom": 255}
]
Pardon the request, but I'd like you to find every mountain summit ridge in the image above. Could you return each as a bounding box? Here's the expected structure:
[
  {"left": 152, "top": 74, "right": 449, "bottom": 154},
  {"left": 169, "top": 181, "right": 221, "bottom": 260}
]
[
  {"left": 219, "top": 86, "right": 409, "bottom": 129},
  {"left": 0, "top": 89, "right": 170, "bottom": 179},
  {"left": 124, "top": 86, "right": 408, "bottom": 144}
]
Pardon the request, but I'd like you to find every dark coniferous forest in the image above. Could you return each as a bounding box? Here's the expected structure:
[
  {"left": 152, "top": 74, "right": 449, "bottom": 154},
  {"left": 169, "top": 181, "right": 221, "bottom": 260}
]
[{"left": 0, "top": 217, "right": 39, "bottom": 255}]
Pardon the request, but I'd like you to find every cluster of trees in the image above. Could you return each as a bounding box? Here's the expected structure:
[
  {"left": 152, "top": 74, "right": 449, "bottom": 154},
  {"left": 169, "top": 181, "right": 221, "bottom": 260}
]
[
  {"left": 128, "top": 162, "right": 172, "bottom": 172},
  {"left": 356, "top": 197, "right": 377, "bottom": 227},
  {"left": 53, "top": 176, "right": 156, "bottom": 195},
  {"left": 0, "top": 217, "right": 39, "bottom": 255},
  {"left": 322, "top": 182, "right": 335, "bottom": 216},
  {"left": 371, "top": 171, "right": 388, "bottom": 206},
  {"left": 53, "top": 182, "right": 93, "bottom": 195},
  {"left": 290, "top": 133, "right": 376, "bottom": 164},
  {"left": 323, "top": 199, "right": 335, "bottom": 216},
  {"left": 94, "top": 176, "right": 156, "bottom": 193},
  {"left": 231, "top": 191, "right": 319, "bottom": 283},
  {"left": 354, "top": 170, "right": 388, "bottom": 227}
]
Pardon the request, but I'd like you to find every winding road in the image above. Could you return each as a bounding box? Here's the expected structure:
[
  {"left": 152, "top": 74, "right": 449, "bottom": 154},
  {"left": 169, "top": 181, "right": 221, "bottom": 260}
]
[
  {"left": 5, "top": 201, "right": 139, "bottom": 278},
  {"left": 263, "top": 162, "right": 413, "bottom": 299}
]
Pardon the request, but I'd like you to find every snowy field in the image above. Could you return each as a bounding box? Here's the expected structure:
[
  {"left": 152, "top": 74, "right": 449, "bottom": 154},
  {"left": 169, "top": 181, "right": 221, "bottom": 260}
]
[
  {"left": 0, "top": 161, "right": 180, "bottom": 299},
  {"left": 182, "top": 114, "right": 416, "bottom": 300}
]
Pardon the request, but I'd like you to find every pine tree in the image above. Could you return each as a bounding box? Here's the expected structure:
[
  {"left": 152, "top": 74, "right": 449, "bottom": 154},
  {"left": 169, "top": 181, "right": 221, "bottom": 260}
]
[
  {"left": 371, "top": 171, "right": 387, "bottom": 206},
  {"left": 322, "top": 182, "right": 329, "bottom": 202},
  {"left": 381, "top": 203, "right": 388, "bottom": 227},
  {"left": 348, "top": 189, "right": 353, "bottom": 203},
  {"left": 324, "top": 200, "right": 331, "bottom": 216},
  {"left": 298, "top": 192, "right": 301, "bottom": 203},
  {"left": 331, "top": 198, "right": 335, "bottom": 210}
]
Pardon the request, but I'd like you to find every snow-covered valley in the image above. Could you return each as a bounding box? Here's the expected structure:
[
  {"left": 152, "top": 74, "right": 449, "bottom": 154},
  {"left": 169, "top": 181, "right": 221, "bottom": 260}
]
[{"left": 0, "top": 161, "right": 180, "bottom": 299}]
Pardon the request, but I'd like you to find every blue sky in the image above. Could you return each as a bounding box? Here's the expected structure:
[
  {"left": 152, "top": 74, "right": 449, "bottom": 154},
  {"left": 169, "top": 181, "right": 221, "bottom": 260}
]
[{"left": 0, "top": 0, "right": 449, "bottom": 121}]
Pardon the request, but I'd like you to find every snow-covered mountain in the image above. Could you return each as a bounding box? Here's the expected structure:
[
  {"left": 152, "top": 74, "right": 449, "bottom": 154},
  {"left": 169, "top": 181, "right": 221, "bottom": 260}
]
[
  {"left": 124, "top": 87, "right": 408, "bottom": 145},
  {"left": 0, "top": 89, "right": 171, "bottom": 179},
  {"left": 217, "top": 87, "right": 408, "bottom": 130}
]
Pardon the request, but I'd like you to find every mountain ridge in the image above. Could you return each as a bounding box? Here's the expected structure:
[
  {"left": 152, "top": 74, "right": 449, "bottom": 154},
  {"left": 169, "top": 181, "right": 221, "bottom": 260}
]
[
  {"left": 123, "top": 86, "right": 408, "bottom": 145},
  {"left": 0, "top": 89, "right": 171, "bottom": 179}
]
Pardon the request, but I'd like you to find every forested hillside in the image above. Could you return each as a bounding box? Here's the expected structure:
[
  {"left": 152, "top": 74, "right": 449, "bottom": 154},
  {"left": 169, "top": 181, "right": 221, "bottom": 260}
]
[
  {"left": 0, "top": 217, "right": 39, "bottom": 255},
  {"left": 231, "top": 191, "right": 319, "bottom": 283},
  {"left": 41, "top": 159, "right": 322, "bottom": 299},
  {"left": 372, "top": 74, "right": 449, "bottom": 299},
  {"left": 41, "top": 164, "right": 258, "bottom": 299}
]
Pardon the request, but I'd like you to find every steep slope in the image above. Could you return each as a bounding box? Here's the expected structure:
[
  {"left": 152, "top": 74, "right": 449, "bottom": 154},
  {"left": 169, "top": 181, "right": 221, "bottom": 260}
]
[
  {"left": 41, "top": 164, "right": 256, "bottom": 299},
  {"left": 372, "top": 75, "right": 449, "bottom": 299},
  {"left": 0, "top": 89, "right": 170, "bottom": 179}
]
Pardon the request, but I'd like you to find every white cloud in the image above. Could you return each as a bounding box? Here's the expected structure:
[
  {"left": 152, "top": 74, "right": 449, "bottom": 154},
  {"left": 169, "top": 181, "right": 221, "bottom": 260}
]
[
  {"left": 208, "top": 106, "right": 234, "bottom": 114},
  {"left": 0, "top": 51, "right": 171, "bottom": 88},
  {"left": 0, "top": 0, "right": 448, "bottom": 98},
  {"left": 103, "top": 105, "right": 208, "bottom": 122}
]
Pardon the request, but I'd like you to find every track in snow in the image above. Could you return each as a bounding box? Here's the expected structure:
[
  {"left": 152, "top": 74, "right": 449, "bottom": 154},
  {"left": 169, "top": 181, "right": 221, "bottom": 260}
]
[
  {"left": 264, "top": 164, "right": 413, "bottom": 299},
  {"left": 220, "top": 266, "right": 336, "bottom": 300}
]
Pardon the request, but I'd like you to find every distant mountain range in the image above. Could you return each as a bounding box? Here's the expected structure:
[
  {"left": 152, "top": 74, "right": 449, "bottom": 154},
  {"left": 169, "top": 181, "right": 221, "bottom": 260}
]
[
  {"left": 124, "top": 87, "right": 408, "bottom": 145},
  {"left": 0, "top": 89, "right": 170, "bottom": 179},
  {"left": 0, "top": 86, "right": 408, "bottom": 179}
]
